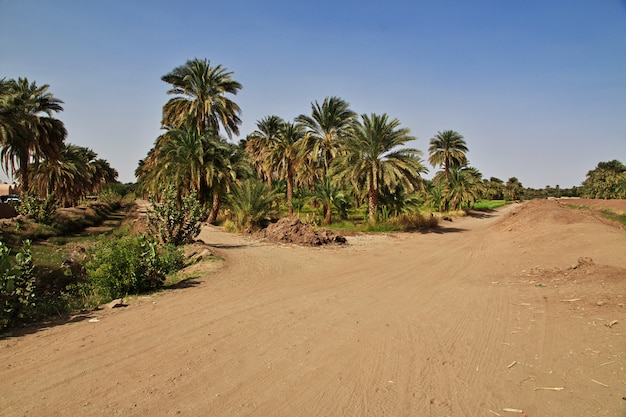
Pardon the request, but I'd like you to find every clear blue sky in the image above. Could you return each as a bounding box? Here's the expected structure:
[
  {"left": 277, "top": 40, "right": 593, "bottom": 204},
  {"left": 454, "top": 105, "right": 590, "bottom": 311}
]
[{"left": 1, "top": 0, "right": 625, "bottom": 188}]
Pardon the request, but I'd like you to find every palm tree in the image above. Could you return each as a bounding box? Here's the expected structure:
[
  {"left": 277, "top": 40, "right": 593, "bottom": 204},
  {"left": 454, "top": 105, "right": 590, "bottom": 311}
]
[
  {"left": 0, "top": 78, "right": 66, "bottom": 192},
  {"left": 227, "top": 179, "right": 280, "bottom": 231},
  {"left": 485, "top": 177, "right": 504, "bottom": 200},
  {"left": 296, "top": 96, "right": 356, "bottom": 178},
  {"left": 428, "top": 130, "right": 468, "bottom": 181},
  {"left": 504, "top": 177, "right": 524, "bottom": 201},
  {"left": 29, "top": 144, "right": 118, "bottom": 206},
  {"left": 266, "top": 121, "right": 306, "bottom": 216},
  {"left": 136, "top": 127, "right": 249, "bottom": 223},
  {"left": 245, "top": 115, "right": 284, "bottom": 187},
  {"left": 436, "top": 166, "right": 484, "bottom": 211},
  {"left": 332, "top": 113, "right": 426, "bottom": 223},
  {"left": 161, "top": 58, "right": 242, "bottom": 137},
  {"left": 156, "top": 128, "right": 215, "bottom": 204},
  {"left": 312, "top": 178, "right": 352, "bottom": 225}
]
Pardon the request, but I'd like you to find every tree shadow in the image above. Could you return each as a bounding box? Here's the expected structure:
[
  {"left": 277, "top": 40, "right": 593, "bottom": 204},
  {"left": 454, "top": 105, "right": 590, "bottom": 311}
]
[
  {"left": 465, "top": 209, "right": 498, "bottom": 219},
  {"left": 427, "top": 226, "right": 467, "bottom": 234},
  {"left": 164, "top": 278, "right": 202, "bottom": 290},
  {"left": 1, "top": 311, "right": 97, "bottom": 339}
]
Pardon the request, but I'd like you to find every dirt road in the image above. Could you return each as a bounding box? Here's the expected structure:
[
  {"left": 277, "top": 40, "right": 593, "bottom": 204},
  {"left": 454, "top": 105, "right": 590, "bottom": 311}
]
[{"left": 1, "top": 199, "right": 625, "bottom": 416}]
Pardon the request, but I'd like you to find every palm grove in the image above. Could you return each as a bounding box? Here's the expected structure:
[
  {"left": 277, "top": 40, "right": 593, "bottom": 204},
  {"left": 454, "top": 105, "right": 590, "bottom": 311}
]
[
  {"left": 3, "top": 58, "right": 625, "bottom": 227},
  {"left": 135, "top": 58, "right": 496, "bottom": 230},
  {"left": 0, "top": 78, "right": 118, "bottom": 206}
]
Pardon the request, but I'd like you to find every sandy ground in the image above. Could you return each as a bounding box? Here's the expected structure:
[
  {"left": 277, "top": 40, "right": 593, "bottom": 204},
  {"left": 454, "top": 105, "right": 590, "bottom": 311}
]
[{"left": 1, "top": 199, "right": 625, "bottom": 417}]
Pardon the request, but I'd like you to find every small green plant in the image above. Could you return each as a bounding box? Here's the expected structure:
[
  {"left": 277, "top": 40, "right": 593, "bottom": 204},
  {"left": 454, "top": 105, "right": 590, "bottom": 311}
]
[
  {"left": 98, "top": 188, "right": 122, "bottom": 205},
  {"left": 0, "top": 240, "right": 36, "bottom": 329},
  {"left": 17, "top": 194, "right": 58, "bottom": 225},
  {"left": 147, "top": 186, "right": 204, "bottom": 245}
]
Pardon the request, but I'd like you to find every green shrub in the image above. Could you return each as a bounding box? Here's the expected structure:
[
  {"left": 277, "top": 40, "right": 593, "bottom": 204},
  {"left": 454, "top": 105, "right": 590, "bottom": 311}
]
[
  {"left": 0, "top": 240, "right": 36, "bottom": 329},
  {"left": 147, "top": 186, "right": 204, "bottom": 245},
  {"left": 17, "top": 194, "right": 58, "bottom": 225},
  {"left": 85, "top": 235, "right": 183, "bottom": 301}
]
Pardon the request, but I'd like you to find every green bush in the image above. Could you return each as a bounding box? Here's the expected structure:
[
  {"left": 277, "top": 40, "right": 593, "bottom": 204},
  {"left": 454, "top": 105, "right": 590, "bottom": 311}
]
[
  {"left": 0, "top": 240, "right": 36, "bottom": 329},
  {"left": 85, "top": 235, "right": 183, "bottom": 301},
  {"left": 17, "top": 194, "right": 58, "bottom": 225},
  {"left": 147, "top": 186, "right": 204, "bottom": 245}
]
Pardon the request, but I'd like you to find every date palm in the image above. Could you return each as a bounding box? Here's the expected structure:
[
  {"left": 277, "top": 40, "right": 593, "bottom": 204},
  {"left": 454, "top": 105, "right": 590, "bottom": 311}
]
[
  {"left": 332, "top": 113, "right": 426, "bottom": 224},
  {"left": 296, "top": 96, "right": 356, "bottom": 179},
  {"left": 0, "top": 78, "right": 66, "bottom": 192},
  {"left": 435, "top": 166, "right": 484, "bottom": 211},
  {"left": 245, "top": 115, "right": 284, "bottom": 187},
  {"left": 428, "top": 130, "right": 468, "bottom": 181},
  {"left": 504, "top": 177, "right": 524, "bottom": 201},
  {"left": 30, "top": 144, "right": 117, "bottom": 206},
  {"left": 161, "top": 58, "right": 242, "bottom": 137},
  {"left": 266, "top": 121, "right": 306, "bottom": 216}
]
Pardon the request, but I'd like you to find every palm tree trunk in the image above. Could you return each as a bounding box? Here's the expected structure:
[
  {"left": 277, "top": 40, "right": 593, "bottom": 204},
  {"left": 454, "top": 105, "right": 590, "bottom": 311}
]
[
  {"left": 368, "top": 187, "right": 379, "bottom": 224},
  {"left": 323, "top": 202, "right": 332, "bottom": 225},
  {"left": 207, "top": 191, "right": 220, "bottom": 224},
  {"left": 19, "top": 153, "right": 30, "bottom": 193},
  {"left": 286, "top": 168, "right": 294, "bottom": 217}
]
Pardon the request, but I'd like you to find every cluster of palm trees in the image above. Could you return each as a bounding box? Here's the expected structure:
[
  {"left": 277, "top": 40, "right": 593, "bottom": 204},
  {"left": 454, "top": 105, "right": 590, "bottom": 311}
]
[
  {"left": 135, "top": 59, "right": 249, "bottom": 224},
  {"left": 137, "top": 58, "right": 517, "bottom": 227},
  {"left": 581, "top": 160, "right": 626, "bottom": 199},
  {"left": 0, "top": 77, "right": 117, "bottom": 206}
]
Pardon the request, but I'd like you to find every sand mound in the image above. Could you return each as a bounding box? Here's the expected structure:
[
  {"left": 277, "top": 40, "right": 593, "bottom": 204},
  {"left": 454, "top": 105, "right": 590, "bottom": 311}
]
[
  {"left": 256, "top": 217, "right": 346, "bottom": 246},
  {"left": 492, "top": 199, "right": 592, "bottom": 232}
]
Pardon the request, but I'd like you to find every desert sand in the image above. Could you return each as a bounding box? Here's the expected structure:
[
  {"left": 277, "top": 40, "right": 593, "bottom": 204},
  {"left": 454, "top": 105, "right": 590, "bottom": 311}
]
[{"left": 1, "top": 199, "right": 625, "bottom": 417}]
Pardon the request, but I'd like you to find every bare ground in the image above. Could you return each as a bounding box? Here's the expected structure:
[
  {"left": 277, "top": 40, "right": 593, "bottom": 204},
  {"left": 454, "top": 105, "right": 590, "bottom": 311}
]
[{"left": 1, "top": 199, "right": 625, "bottom": 417}]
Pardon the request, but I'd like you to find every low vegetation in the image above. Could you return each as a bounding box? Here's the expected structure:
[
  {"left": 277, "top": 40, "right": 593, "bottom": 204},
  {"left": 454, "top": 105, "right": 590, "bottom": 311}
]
[{"left": 0, "top": 186, "right": 208, "bottom": 331}]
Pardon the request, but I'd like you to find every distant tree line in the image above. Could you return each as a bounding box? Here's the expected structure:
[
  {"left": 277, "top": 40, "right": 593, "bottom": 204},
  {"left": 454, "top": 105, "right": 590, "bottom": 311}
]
[{"left": 0, "top": 77, "right": 118, "bottom": 206}]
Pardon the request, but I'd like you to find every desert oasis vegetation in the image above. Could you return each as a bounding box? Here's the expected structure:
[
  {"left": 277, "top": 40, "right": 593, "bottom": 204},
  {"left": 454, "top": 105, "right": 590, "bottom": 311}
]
[{"left": 1, "top": 59, "right": 625, "bottom": 416}]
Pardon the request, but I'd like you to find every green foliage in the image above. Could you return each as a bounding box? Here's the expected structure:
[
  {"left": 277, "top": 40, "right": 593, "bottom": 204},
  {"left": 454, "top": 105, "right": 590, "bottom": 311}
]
[
  {"left": 580, "top": 160, "right": 626, "bottom": 199},
  {"left": 227, "top": 179, "right": 279, "bottom": 231},
  {"left": 98, "top": 188, "right": 122, "bottom": 205},
  {"left": 85, "top": 235, "right": 183, "bottom": 301},
  {"left": 0, "top": 240, "right": 36, "bottom": 329},
  {"left": 147, "top": 186, "right": 204, "bottom": 245},
  {"left": 472, "top": 200, "right": 508, "bottom": 211},
  {"left": 17, "top": 193, "right": 58, "bottom": 224}
]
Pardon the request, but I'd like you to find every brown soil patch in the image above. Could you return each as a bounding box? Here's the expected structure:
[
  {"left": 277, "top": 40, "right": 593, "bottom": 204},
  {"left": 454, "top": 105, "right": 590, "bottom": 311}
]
[
  {"left": 558, "top": 197, "right": 626, "bottom": 212},
  {"left": 255, "top": 217, "right": 346, "bottom": 246},
  {"left": 1, "top": 199, "right": 625, "bottom": 416}
]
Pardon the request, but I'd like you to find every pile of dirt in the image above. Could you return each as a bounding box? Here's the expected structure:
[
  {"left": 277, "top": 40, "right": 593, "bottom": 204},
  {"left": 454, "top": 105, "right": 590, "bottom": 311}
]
[
  {"left": 492, "top": 199, "right": 590, "bottom": 232},
  {"left": 256, "top": 217, "right": 346, "bottom": 246}
]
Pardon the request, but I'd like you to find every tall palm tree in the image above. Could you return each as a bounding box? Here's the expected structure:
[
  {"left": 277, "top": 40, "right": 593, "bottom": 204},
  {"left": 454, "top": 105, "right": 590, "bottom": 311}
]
[
  {"left": 332, "top": 113, "right": 426, "bottom": 223},
  {"left": 206, "top": 140, "right": 252, "bottom": 224},
  {"left": 266, "top": 121, "right": 306, "bottom": 216},
  {"left": 0, "top": 78, "right": 66, "bottom": 192},
  {"left": 296, "top": 96, "right": 356, "bottom": 179},
  {"left": 245, "top": 115, "right": 284, "bottom": 187},
  {"left": 428, "top": 130, "right": 468, "bottom": 181},
  {"left": 161, "top": 58, "right": 242, "bottom": 137}
]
